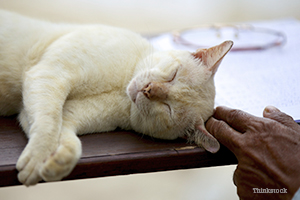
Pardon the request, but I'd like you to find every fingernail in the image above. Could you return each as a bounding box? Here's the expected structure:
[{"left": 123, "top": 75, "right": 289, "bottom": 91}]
[{"left": 264, "top": 106, "right": 280, "bottom": 113}]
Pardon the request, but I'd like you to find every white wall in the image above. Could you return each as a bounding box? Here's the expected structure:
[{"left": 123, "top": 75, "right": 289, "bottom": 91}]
[{"left": 1, "top": 0, "right": 300, "bottom": 34}]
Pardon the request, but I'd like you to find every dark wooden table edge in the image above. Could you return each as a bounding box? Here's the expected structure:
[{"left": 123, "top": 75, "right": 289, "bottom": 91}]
[{"left": 0, "top": 146, "right": 237, "bottom": 187}]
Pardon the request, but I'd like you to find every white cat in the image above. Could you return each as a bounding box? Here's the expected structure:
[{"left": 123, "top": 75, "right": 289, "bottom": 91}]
[{"left": 0, "top": 10, "right": 233, "bottom": 186}]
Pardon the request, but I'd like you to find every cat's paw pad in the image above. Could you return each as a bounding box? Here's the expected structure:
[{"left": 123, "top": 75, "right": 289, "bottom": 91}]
[
  {"left": 16, "top": 148, "right": 43, "bottom": 186},
  {"left": 40, "top": 144, "right": 81, "bottom": 182}
]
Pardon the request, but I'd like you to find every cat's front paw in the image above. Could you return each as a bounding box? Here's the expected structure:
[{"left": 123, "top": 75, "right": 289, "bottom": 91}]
[
  {"left": 40, "top": 142, "right": 81, "bottom": 182},
  {"left": 16, "top": 144, "right": 52, "bottom": 186}
]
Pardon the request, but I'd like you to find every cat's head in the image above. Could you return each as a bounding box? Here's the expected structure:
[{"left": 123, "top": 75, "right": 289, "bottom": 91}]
[{"left": 127, "top": 41, "right": 233, "bottom": 153}]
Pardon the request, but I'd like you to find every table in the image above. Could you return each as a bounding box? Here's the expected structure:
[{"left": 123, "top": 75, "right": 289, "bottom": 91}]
[{"left": 0, "top": 115, "right": 237, "bottom": 187}]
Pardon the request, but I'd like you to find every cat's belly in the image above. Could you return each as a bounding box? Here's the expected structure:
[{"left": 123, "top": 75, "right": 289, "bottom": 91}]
[
  {"left": 0, "top": 96, "right": 21, "bottom": 115},
  {"left": 0, "top": 75, "right": 22, "bottom": 115}
]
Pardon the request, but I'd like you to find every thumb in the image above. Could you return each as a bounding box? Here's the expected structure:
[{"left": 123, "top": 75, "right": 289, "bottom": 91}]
[{"left": 263, "top": 106, "right": 298, "bottom": 128}]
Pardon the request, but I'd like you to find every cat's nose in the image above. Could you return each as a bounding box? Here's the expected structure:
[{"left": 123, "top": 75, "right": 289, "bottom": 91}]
[{"left": 142, "top": 82, "right": 168, "bottom": 100}]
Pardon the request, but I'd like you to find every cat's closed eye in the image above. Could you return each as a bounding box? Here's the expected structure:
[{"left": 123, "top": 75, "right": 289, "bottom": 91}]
[{"left": 167, "top": 68, "right": 178, "bottom": 82}]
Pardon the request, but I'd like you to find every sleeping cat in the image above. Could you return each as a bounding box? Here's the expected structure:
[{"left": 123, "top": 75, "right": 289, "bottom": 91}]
[{"left": 0, "top": 10, "right": 233, "bottom": 186}]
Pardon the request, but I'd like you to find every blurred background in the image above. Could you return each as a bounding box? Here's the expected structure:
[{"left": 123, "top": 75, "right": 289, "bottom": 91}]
[
  {"left": 1, "top": 0, "right": 300, "bottom": 34},
  {"left": 1, "top": 0, "right": 299, "bottom": 199}
]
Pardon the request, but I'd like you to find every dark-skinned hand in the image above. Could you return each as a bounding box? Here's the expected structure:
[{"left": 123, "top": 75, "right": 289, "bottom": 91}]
[{"left": 206, "top": 106, "right": 300, "bottom": 200}]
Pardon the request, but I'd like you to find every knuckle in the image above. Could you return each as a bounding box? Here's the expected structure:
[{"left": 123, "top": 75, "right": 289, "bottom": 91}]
[
  {"left": 216, "top": 120, "right": 229, "bottom": 132},
  {"left": 228, "top": 109, "right": 245, "bottom": 121},
  {"left": 266, "top": 110, "right": 295, "bottom": 126},
  {"left": 250, "top": 118, "right": 275, "bottom": 135},
  {"left": 207, "top": 118, "right": 226, "bottom": 136},
  {"left": 275, "top": 112, "right": 294, "bottom": 123}
]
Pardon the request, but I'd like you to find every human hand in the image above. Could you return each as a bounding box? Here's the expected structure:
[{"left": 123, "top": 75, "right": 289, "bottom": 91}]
[{"left": 206, "top": 106, "right": 300, "bottom": 200}]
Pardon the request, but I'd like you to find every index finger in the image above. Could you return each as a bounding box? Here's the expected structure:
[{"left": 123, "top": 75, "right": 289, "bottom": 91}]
[
  {"left": 206, "top": 116, "right": 242, "bottom": 153},
  {"left": 213, "top": 106, "right": 257, "bottom": 133}
]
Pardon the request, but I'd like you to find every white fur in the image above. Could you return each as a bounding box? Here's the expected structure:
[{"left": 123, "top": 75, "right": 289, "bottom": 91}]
[{"left": 0, "top": 10, "right": 232, "bottom": 185}]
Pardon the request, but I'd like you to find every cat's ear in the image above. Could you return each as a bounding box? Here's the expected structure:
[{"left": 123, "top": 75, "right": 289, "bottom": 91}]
[
  {"left": 192, "top": 40, "right": 233, "bottom": 75},
  {"left": 194, "top": 124, "right": 220, "bottom": 153}
]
